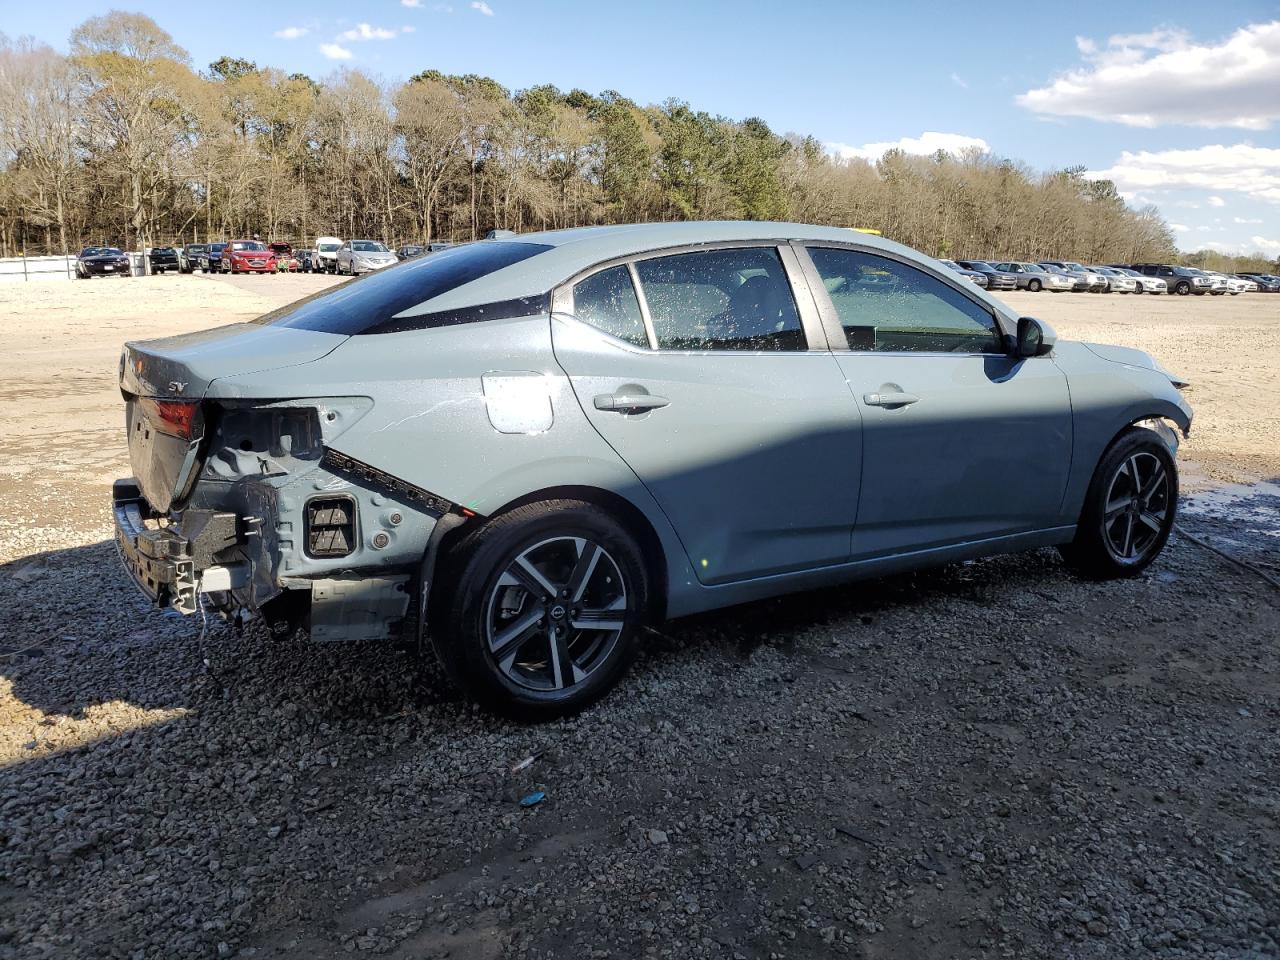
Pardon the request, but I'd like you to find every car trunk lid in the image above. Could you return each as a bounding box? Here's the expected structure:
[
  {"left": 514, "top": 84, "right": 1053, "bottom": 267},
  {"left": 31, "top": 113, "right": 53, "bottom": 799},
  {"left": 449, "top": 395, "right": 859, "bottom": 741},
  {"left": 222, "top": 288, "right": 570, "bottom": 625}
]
[{"left": 121, "top": 323, "right": 348, "bottom": 512}]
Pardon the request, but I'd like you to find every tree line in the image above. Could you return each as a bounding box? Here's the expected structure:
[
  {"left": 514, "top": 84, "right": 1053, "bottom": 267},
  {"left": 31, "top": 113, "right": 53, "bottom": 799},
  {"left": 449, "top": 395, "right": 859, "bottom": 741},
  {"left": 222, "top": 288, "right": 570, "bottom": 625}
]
[{"left": 1, "top": 11, "right": 1272, "bottom": 273}]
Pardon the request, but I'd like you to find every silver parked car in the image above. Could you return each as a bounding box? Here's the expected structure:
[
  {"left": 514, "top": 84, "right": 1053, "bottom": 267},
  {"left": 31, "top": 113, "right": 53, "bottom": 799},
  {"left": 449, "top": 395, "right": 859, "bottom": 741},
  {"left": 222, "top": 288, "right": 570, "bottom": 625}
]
[
  {"left": 992, "top": 262, "right": 1074, "bottom": 292},
  {"left": 1089, "top": 267, "right": 1138, "bottom": 294},
  {"left": 337, "top": 240, "right": 398, "bottom": 275},
  {"left": 113, "top": 222, "right": 1192, "bottom": 718}
]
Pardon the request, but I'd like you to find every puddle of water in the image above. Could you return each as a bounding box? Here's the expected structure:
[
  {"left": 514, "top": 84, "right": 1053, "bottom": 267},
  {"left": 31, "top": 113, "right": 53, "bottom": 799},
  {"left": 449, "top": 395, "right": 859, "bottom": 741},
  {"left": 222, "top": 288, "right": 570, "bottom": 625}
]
[{"left": 1181, "top": 478, "right": 1280, "bottom": 539}]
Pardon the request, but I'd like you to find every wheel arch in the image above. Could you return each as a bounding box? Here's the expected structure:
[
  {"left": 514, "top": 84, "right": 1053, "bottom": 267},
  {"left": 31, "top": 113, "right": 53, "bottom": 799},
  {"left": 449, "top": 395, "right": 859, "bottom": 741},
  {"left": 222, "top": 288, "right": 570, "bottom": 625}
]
[{"left": 437, "top": 484, "right": 671, "bottom": 623}]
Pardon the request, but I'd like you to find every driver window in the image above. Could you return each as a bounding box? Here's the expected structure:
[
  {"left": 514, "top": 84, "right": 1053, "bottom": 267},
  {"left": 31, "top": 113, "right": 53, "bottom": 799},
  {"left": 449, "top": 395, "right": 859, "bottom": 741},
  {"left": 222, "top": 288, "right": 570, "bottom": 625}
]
[
  {"left": 633, "top": 247, "right": 805, "bottom": 351},
  {"left": 807, "top": 247, "right": 1002, "bottom": 354}
]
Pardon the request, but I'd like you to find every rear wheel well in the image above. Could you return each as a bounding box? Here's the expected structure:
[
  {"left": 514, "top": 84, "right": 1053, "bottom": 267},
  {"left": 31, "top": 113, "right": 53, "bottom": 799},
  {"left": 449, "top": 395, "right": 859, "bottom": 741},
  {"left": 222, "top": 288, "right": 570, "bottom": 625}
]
[{"left": 437, "top": 486, "right": 668, "bottom": 623}]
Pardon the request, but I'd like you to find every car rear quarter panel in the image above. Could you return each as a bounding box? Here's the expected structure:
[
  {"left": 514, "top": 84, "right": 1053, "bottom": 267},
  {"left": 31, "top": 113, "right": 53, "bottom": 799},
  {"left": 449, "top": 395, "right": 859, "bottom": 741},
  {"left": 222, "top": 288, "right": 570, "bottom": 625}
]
[
  {"left": 205, "top": 314, "right": 703, "bottom": 612},
  {"left": 1052, "top": 341, "right": 1192, "bottom": 519}
]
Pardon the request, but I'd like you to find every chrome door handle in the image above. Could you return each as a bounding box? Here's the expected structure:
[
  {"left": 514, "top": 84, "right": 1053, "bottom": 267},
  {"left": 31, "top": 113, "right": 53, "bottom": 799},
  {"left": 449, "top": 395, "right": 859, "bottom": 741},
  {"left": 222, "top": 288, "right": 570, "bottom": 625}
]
[
  {"left": 863, "top": 392, "right": 920, "bottom": 407},
  {"left": 594, "top": 393, "right": 670, "bottom": 413}
]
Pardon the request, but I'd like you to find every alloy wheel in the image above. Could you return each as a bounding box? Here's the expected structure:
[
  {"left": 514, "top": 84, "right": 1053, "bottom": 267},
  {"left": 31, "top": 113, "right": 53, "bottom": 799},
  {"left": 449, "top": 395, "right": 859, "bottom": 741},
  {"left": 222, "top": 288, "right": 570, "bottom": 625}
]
[
  {"left": 485, "top": 536, "right": 628, "bottom": 692},
  {"left": 1101, "top": 451, "right": 1170, "bottom": 562}
]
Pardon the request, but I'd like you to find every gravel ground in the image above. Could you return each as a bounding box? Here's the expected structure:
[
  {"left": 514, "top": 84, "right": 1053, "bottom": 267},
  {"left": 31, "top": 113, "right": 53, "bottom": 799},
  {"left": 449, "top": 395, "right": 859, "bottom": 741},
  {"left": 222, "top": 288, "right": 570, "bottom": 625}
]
[{"left": 1, "top": 276, "right": 1278, "bottom": 960}]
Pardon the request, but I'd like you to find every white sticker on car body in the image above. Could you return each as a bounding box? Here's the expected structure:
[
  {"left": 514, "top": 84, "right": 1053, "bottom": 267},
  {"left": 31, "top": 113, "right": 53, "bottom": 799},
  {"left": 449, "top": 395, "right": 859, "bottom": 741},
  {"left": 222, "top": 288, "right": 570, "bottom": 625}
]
[{"left": 482, "top": 372, "right": 554, "bottom": 435}]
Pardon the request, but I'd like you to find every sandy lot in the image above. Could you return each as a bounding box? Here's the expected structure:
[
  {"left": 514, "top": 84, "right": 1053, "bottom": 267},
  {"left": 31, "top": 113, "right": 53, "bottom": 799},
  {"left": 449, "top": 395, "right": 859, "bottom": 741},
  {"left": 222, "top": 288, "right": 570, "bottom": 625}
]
[
  {"left": 2, "top": 277, "right": 1276, "bottom": 500},
  {"left": 0, "top": 275, "right": 1278, "bottom": 960}
]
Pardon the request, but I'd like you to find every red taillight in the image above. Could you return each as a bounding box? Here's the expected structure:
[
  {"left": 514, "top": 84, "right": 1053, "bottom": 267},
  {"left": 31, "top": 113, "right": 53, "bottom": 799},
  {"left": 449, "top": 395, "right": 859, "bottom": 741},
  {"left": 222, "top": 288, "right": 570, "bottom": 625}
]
[{"left": 139, "top": 398, "right": 201, "bottom": 440}]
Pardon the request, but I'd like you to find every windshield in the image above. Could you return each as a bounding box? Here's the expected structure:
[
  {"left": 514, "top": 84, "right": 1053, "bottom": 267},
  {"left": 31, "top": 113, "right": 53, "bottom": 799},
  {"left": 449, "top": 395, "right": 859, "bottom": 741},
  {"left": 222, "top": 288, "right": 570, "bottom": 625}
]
[
  {"left": 1022, "top": 263, "right": 1045, "bottom": 273},
  {"left": 938, "top": 259, "right": 961, "bottom": 269},
  {"left": 255, "top": 240, "right": 552, "bottom": 335},
  {"left": 231, "top": 241, "right": 267, "bottom": 252},
  {"left": 1064, "top": 261, "right": 1086, "bottom": 271},
  {"left": 81, "top": 248, "right": 102, "bottom": 256},
  {"left": 186, "top": 244, "right": 207, "bottom": 253},
  {"left": 964, "top": 261, "right": 995, "bottom": 270},
  {"left": 317, "top": 242, "right": 340, "bottom": 253},
  {"left": 210, "top": 243, "right": 226, "bottom": 253},
  {"left": 352, "top": 241, "right": 389, "bottom": 253}
]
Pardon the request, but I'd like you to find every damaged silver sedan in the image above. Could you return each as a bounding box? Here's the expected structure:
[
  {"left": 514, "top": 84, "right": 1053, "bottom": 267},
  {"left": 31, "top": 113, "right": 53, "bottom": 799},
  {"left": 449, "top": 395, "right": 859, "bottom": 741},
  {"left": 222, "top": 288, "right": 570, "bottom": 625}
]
[{"left": 115, "top": 222, "right": 1193, "bottom": 718}]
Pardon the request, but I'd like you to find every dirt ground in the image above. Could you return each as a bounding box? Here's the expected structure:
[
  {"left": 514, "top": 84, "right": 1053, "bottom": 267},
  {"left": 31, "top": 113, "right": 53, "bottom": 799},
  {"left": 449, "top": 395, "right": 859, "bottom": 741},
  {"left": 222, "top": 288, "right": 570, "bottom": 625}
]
[{"left": 0, "top": 275, "right": 1277, "bottom": 960}]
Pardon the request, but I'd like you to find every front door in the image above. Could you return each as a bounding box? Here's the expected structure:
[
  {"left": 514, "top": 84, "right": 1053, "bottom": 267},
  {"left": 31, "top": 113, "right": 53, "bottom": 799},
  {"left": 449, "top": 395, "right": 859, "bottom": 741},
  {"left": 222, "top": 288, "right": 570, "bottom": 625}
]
[
  {"left": 802, "top": 245, "right": 1073, "bottom": 559},
  {"left": 552, "top": 246, "right": 862, "bottom": 584}
]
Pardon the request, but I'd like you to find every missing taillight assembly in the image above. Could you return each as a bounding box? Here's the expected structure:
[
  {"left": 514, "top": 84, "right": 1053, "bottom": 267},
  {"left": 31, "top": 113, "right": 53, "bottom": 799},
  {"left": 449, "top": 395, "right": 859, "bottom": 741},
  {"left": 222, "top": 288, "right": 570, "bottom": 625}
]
[{"left": 138, "top": 398, "right": 202, "bottom": 440}]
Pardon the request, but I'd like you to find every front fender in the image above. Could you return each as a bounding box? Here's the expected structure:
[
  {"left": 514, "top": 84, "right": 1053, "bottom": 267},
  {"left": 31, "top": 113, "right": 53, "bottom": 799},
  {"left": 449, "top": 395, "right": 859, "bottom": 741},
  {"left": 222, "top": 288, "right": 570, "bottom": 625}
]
[{"left": 1053, "top": 341, "right": 1194, "bottom": 520}]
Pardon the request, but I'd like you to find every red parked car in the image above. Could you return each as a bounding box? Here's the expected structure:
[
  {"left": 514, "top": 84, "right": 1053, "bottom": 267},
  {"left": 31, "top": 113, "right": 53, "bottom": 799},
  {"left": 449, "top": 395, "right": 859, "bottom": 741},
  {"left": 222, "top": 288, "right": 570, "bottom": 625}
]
[
  {"left": 268, "top": 241, "right": 300, "bottom": 272},
  {"left": 220, "top": 240, "right": 276, "bottom": 275}
]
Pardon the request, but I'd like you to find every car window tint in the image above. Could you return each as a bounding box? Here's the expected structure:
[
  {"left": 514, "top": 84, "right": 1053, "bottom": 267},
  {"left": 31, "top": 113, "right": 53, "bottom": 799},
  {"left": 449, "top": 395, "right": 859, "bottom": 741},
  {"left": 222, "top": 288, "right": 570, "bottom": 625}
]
[
  {"left": 633, "top": 247, "right": 804, "bottom": 351},
  {"left": 255, "top": 241, "right": 553, "bottom": 335},
  {"left": 572, "top": 265, "right": 649, "bottom": 347},
  {"left": 807, "top": 247, "right": 1001, "bottom": 354}
]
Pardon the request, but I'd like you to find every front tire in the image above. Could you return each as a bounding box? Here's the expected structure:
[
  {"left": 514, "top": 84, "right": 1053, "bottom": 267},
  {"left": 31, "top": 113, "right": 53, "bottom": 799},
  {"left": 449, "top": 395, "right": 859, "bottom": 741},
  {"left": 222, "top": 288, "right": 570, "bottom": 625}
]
[
  {"left": 432, "top": 500, "right": 649, "bottom": 720},
  {"left": 1028, "top": 279, "right": 1042, "bottom": 292},
  {"left": 1174, "top": 281, "right": 1191, "bottom": 295},
  {"left": 1060, "top": 428, "right": 1177, "bottom": 579}
]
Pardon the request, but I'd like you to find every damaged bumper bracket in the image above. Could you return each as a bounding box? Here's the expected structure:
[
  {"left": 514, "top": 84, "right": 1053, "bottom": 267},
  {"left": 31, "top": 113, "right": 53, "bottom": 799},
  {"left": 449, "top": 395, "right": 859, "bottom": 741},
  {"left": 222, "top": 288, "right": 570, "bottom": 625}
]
[{"left": 113, "top": 478, "right": 248, "bottom": 614}]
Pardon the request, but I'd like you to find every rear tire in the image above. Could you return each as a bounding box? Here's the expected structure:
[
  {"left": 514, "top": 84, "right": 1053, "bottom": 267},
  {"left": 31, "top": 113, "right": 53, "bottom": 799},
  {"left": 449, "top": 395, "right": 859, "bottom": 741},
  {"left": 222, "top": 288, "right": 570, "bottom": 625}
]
[
  {"left": 1059, "top": 427, "right": 1177, "bottom": 579},
  {"left": 432, "top": 500, "right": 649, "bottom": 720}
]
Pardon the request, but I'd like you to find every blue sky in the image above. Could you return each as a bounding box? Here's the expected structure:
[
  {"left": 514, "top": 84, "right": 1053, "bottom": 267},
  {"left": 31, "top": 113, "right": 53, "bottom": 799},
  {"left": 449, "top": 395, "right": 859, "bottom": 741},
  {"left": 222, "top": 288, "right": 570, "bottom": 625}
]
[{"left": 11, "top": 1, "right": 1280, "bottom": 254}]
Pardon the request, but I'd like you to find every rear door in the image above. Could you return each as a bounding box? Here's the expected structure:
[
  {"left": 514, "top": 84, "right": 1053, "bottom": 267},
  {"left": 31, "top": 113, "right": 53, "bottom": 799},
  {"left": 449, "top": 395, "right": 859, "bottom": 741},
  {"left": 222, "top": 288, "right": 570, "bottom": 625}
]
[
  {"left": 551, "top": 245, "right": 862, "bottom": 585},
  {"left": 799, "top": 244, "right": 1072, "bottom": 559}
]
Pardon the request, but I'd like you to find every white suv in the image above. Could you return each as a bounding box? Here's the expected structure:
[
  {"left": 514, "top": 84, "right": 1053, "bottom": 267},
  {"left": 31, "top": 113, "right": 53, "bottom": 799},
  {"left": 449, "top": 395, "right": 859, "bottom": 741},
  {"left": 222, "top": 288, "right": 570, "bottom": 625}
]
[{"left": 314, "top": 236, "right": 342, "bottom": 274}]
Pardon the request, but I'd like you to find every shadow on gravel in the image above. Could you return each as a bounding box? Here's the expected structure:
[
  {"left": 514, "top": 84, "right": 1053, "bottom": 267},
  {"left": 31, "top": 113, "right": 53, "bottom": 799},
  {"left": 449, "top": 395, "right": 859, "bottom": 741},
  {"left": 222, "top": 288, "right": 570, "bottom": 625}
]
[
  {"left": 3, "top": 515, "right": 1279, "bottom": 959},
  {"left": 0, "top": 531, "right": 1068, "bottom": 729}
]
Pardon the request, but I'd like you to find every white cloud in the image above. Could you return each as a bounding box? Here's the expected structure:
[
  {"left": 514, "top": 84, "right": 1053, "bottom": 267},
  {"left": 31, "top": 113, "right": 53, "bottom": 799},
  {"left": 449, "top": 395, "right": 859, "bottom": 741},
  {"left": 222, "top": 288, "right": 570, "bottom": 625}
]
[
  {"left": 471, "top": 1, "right": 494, "bottom": 14},
  {"left": 1170, "top": 223, "right": 1190, "bottom": 232},
  {"left": 827, "top": 131, "right": 990, "bottom": 164},
  {"left": 1251, "top": 235, "right": 1280, "bottom": 252},
  {"left": 949, "top": 72, "right": 967, "bottom": 89},
  {"left": 1207, "top": 195, "right": 1225, "bottom": 207},
  {"left": 402, "top": 0, "right": 421, "bottom": 5},
  {"left": 1234, "top": 216, "right": 1263, "bottom": 224},
  {"left": 274, "top": 25, "right": 308, "bottom": 39},
  {"left": 1017, "top": 20, "right": 1280, "bottom": 129},
  {"left": 1086, "top": 143, "right": 1280, "bottom": 204},
  {"left": 319, "top": 43, "right": 353, "bottom": 60},
  {"left": 340, "top": 23, "right": 398, "bottom": 41}
]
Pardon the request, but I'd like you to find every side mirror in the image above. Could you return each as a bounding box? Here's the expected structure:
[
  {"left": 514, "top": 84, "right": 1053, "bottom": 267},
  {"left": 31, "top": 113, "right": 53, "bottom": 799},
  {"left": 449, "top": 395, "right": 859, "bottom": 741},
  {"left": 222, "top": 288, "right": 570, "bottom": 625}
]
[{"left": 1015, "top": 316, "right": 1056, "bottom": 358}]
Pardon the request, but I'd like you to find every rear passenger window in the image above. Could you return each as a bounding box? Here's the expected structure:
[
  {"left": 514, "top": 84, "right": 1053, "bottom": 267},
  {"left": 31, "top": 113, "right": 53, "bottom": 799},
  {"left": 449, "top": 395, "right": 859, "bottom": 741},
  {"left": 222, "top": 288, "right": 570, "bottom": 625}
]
[
  {"left": 572, "top": 265, "right": 649, "bottom": 347},
  {"left": 807, "top": 247, "right": 1001, "bottom": 353},
  {"left": 634, "top": 247, "right": 804, "bottom": 351}
]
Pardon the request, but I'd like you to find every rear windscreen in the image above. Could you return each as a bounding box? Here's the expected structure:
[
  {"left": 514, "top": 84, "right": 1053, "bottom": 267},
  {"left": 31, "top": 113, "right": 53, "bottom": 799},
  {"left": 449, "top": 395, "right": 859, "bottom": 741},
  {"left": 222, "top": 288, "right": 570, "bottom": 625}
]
[{"left": 253, "top": 241, "right": 553, "bottom": 335}]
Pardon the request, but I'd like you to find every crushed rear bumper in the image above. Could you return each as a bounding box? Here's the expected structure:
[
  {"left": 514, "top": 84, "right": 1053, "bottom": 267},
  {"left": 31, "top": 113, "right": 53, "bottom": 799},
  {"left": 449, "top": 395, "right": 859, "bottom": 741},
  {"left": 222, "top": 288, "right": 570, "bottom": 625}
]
[{"left": 112, "top": 478, "right": 246, "bottom": 613}]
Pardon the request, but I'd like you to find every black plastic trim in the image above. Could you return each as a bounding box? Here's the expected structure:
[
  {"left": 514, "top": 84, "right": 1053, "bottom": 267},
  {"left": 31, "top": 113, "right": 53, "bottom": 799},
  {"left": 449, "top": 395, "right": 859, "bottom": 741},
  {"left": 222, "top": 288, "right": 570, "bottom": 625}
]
[
  {"left": 321, "top": 448, "right": 457, "bottom": 516},
  {"left": 361, "top": 293, "right": 551, "bottom": 335}
]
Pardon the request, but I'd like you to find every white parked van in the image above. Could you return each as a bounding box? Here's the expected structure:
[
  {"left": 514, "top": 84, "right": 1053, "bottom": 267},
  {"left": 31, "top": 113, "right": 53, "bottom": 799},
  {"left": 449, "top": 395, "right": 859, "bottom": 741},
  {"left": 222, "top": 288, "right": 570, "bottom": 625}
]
[{"left": 314, "top": 236, "right": 342, "bottom": 274}]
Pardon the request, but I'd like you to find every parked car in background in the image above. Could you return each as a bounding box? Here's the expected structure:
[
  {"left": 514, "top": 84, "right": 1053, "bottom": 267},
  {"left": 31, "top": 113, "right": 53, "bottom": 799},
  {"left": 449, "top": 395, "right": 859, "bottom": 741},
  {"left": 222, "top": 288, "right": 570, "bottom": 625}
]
[
  {"left": 1089, "top": 267, "right": 1137, "bottom": 294},
  {"left": 991, "top": 261, "right": 1074, "bottom": 292},
  {"left": 293, "top": 250, "right": 313, "bottom": 272},
  {"left": 1042, "top": 260, "right": 1107, "bottom": 292},
  {"left": 1231, "top": 276, "right": 1259, "bottom": 292},
  {"left": 1203, "top": 271, "right": 1247, "bottom": 295},
  {"left": 76, "top": 246, "right": 131, "bottom": 278},
  {"left": 484, "top": 229, "right": 517, "bottom": 239},
  {"left": 1130, "top": 264, "right": 1212, "bottom": 296},
  {"left": 179, "top": 244, "right": 207, "bottom": 273},
  {"left": 1185, "top": 268, "right": 1227, "bottom": 295},
  {"left": 268, "top": 242, "right": 298, "bottom": 272},
  {"left": 336, "top": 239, "right": 398, "bottom": 275},
  {"left": 955, "top": 260, "right": 1018, "bottom": 291},
  {"left": 220, "top": 240, "right": 277, "bottom": 275},
  {"left": 314, "top": 236, "right": 342, "bottom": 273},
  {"left": 147, "top": 246, "right": 180, "bottom": 274},
  {"left": 428, "top": 242, "right": 456, "bottom": 253},
  {"left": 397, "top": 244, "right": 427, "bottom": 260},
  {"left": 937, "top": 258, "right": 989, "bottom": 287},
  {"left": 201, "top": 242, "right": 227, "bottom": 273},
  {"left": 1238, "top": 273, "right": 1280, "bottom": 292},
  {"left": 1106, "top": 266, "right": 1166, "bottom": 294},
  {"left": 112, "top": 221, "right": 1193, "bottom": 718}
]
